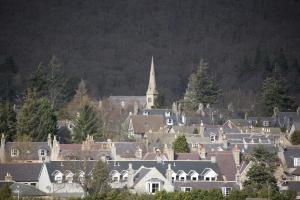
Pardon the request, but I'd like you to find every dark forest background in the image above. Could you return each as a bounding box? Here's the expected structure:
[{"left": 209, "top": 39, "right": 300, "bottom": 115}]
[{"left": 1, "top": 0, "right": 300, "bottom": 111}]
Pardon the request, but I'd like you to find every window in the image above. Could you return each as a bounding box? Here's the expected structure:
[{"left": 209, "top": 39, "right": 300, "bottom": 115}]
[
  {"left": 192, "top": 177, "right": 197, "bottom": 181},
  {"left": 148, "top": 98, "right": 152, "bottom": 103},
  {"left": 143, "top": 111, "right": 149, "bottom": 115},
  {"left": 211, "top": 177, "right": 216, "bottom": 181},
  {"left": 210, "top": 134, "right": 216, "bottom": 142},
  {"left": 294, "top": 158, "right": 300, "bottom": 167},
  {"left": 166, "top": 118, "right": 173, "bottom": 125},
  {"left": 205, "top": 177, "right": 210, "bottom": 181},
  {"left": 181, "top": 187, "right": 192, "bottom": 192},
  {"left": 11, "top": 149, "right": 19, "bottom": 157},
  {"left": 39, "top": 149, "right": 47, "bottom": 156},
  {"left": 165, "top": 112, "right": 171, "bottom": 117},
  {"left": 222, "top": 187, "right": 232, "bottom": 196},
  {"left": 263, "top": 121, "right": 269, "bottom": 127},
  {"left": 151, "top": 183, "right": 159, "bottom": 193}
]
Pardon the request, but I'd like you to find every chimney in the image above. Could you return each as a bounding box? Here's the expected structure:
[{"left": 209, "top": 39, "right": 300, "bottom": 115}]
[
  {"left": 111, "top": 143, "right": 117, "bottom": 160},
  {"left": 0, "top": 134, "right": 6, "bottom": 163},
  {"left": 233, "top": 145, "right": 241, "bottom": 166},
  {"left": 127, "top": 163, "right": 134, "bottom": 188},
  {"left": 211, "top": 155, "right": 216, "bottom": 163},
  {"left": 51, "top": 135, "right": 60, "bottom": 161},
  {"left": 133, "top": 101, "right": 139, "bottom": 115},
  {"left": 5, "top": 173, "right": 12, "bottom": 182},
  {"left": 198, "top": 144, "right": 206, "bottom": 159},
  {"left": 244, "top": 112, "right": 248, "bottom": 120},
  {"left": 199, "top": 121, "right": 205, "bottom": 137},
  {"left": 163, "top": 144, "right": 174, "bottom": 160},
  {"left": 47, "top": 134, "right": 52, "bottom": 147},
  {"left": 166, "top": 163, "right": 173, "bottom": 182},
  {"left": 218, "top": 127, "right": 224, "bottom": 143},
  {"left": 135, "top": 146, "right": 143, "bottom": 159}
]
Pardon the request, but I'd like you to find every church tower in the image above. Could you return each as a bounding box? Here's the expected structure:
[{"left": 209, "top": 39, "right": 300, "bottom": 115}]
[{"left": 146, "top": 56, "right": 158, "bottom": 109}]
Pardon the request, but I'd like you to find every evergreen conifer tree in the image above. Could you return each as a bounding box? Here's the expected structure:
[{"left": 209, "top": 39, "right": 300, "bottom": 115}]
[
  {"left": 184, "top": 59, "right": 220, "bottom": 111},
  {"left": 261, "top": 64, "right": 295, "bottom": 115},
  {"left": 173, "top": 135, "right": 189, "bottom": 153},
  {"left": 16, "top": 90, "right": 56, "bottom": 141},
  {"left": 0, "top": 101, "right": 17, "bottom": 141},
  {"left": 73, "top": 101, "right": 103, "bottom": 142}
]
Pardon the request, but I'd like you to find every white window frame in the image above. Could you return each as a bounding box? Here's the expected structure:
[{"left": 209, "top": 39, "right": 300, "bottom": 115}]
[
  {"left": 181, "top": 187, "right": 192, "bottom": 192},
  {"left": 146, "top": 181, "right": 160, "bottom": 194},
  {"left": 11, "top": 148, "right": 19, "bottom": 157},
  {"left": 263, "top": 121, "right": 269, "bottom": 127},
  {"left": 294, "top": 158, "right": 300, "bottom": 167},
  {"left": 39, "top": 149, "right": 47, "bottom": 157},
  {"left": 222, "top": 187, "right": 232, "bottom": 196},
  {"left": 210, "top": 133, "right": 216, "bottom": 142}
]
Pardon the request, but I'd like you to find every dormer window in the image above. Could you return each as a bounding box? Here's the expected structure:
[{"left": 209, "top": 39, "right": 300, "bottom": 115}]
[
  {"left": 11, "top": 149, "right": 19, "bottom": 157},
  {"left": 201, "top": 168, "right": 218, "bottom": 181},
  {"left": 121, "top": 170, "right": 128, "bottom": 181},
  {"left": 165, "top": 111, "right": 171, "bottom": 117},
  {"left": 65, "top": 170, "right": 74, "bottom": 183},
  {"left": 52, "top": 170, "right": 63, "bottom": 183},
  {"left": 210, "top": 133, "right": 216, "bottom": 142},
  {"left": 263, "top": 121, "right": 269, "bottom": 127},
  {"left": 177, "top": 170, "right": 187, "bottom": 181},
  {"left": 110, "top": 170, "right": 121, "bottom": 182},
  {"left": 143, "top": 111, "right": 149, "bottom": 116},
  {"left": 294, "top": 158, "right": 300, "bottom": 167},
  {"left": 166, "top": 118, "right": 174, "bottom": 126},
  {"left": 39, "top": 149, "right": 47, "bottom": 157},
  {"left": 189, "top": 170, "right": 199, "bottom": 181}
]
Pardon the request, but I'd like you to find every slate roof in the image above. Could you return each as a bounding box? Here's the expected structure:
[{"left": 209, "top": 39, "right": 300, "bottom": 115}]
[
  {"left": 283, "top": 146, "right": 300, "bottom": 168},
  {"left": 134, "top": 167, "right": 152, "bottom": 185},
  {"left": 114, "top": 142, "right": 147, "bottom": 158},
  {"left": 293, "top": 122, "right": 300, "bottom": 130},
  {"left": 206, "top": 152, "right": 237, "bottom": 181},
  {"left": 138, "top": 109, "right": 178, "bottom": 126},
  {"left": 5, "top": 142, "right": 50, "bottom": 161},
  {"left": 174, "top": 153, "right": 200, "bottom": 160},
  {"left": 174, "top": 181, "right": 239, "bottom": 190},
  {"left": 247, "top": 117, "right": 277, "bottom": 127},
  {"left": 143, "top": 152, "right": 168, "bottom": 160},
  {"left": 0, "top": 163, "right": 42, "bottom": 182},
  {"left": 10, "top": 183, "right": 46, "bottom": 197},
  {"left": 107, "top": 160, "right": 223, "bottom": 181},
  {"left": 131, "top": 115, "right": 164, "bottom": 134},
  {"left": 109, "top": 96, "right": 146, "bottom": 107},
  {"left": 59, "top": 144, "right": 111, "bottom": 160}
]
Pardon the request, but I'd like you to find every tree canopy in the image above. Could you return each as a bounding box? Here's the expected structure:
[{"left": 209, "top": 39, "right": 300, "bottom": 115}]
[{"left": 173, "top": 135, "right": 189, "bottom": 153}]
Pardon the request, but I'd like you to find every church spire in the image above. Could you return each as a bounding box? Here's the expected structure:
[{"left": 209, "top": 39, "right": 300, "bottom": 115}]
[
  {"left": 146, "top": 56, "right": 158, "bottom": 109},
  {"left": 147, "top": 56, "right": 158, "bottom": 95}
]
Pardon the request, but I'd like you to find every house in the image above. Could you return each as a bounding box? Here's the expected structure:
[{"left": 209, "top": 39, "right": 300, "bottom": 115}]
[
  {"left": 107, "top": 160, "right": 241, "bottom": 195},
  {"left": 247, "top": 117, "right": 276, "bottom": 127},
  {"left": 273, "top": 107, "right": 300, "bottom": 130},
  {"left": 0, "top": 134, "right": 51, "bottom": 163},
  {"left": 138, "top": 109, "right": 179, "bottom": 127},
  {"left": 278, "top": 145, "right": 300, "bottom": 199}
]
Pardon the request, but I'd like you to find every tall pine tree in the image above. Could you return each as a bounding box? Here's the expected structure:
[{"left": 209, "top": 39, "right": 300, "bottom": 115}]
[
  {"left": 184, "top": 59, "right": 220, "bottom": 111},
  {"left": 0, "top": 101, "right": 17, "bottom": 141},
  {"left": 73, "top": 101, "right": 103, "bottom": 143},
  {"left": 261, "top": 64, "right": 295, "bottom": 115},
  {"left": 16, "top": 90, "right": 56, "bottom": 141}
]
